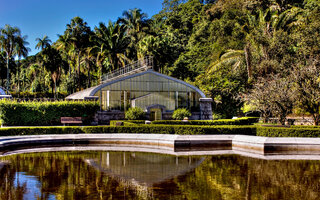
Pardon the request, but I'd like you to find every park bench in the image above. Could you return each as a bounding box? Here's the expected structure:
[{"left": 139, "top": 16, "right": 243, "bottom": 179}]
[{"left": 61, "top": 117, "right": 82, "bottom": 126}]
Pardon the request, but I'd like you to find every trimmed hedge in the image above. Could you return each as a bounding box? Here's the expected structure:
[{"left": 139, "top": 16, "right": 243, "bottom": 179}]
[
  {"left": 83, "top": 125, "right": 256, "bottom": 135},
  {"left": 0, "top": 126, "right": 82, "bottom": 135},
  {"left": 10, "top": 91, "right": 68, "bottom": 99},
  {"left": 0, "top": 100, "right": 99, "bottom": 126},
  {"left": 110, "top": 120, "right": 145, "bottom": 126},
  {"left": 256, "top": 127, "right": 320, "bottom": 137},
  {"left": 0, "top": 125, "right": 256, "bottom": 136},
  {"left": 150, "top": 117, "right": 259, "bottom": 125}
]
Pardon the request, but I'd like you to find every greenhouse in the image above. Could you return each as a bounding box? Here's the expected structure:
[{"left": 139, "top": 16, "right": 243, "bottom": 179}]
[
  {"left": 0, "top": 86, "right": 12, "bottom": 99},
  {"left": 66, "top": 57, "right": 211, "bottom": 120}
]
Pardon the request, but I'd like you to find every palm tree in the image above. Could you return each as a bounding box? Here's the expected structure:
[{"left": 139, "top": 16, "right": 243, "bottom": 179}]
[
  {"left": 81, "top": 47, "right": 96, "bottom": 87},
  {"left": 207, "top": 50, "right": 245, "bottom": 75},
  {"left": 64, "top": 16, "right": 91, "bottom": 91},
  {"left": 55, "top": 34, "right": 73, "bottom": 78},
  {"left": 93, "top": 21, "right": 130, "bottom": 72},
  {"left": 118, "top": 8, "right": 149, "bottom": 59},
  {"left": 41, "top": 47, "right": 65, "bottom": 98},
  {"left": 35, "top": 35, "right": 52, "bottom": 50},
  {"left": 0, "top": 25, "right": 23, "bottom": 93},
  {"left": 15, "top": 35, "right": 30, "bottom": 93}
]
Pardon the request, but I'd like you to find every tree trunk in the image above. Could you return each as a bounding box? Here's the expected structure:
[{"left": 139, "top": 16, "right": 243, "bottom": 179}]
[
  {"left": 77, "top": 51, "right": 81, "bottom": 91},
  {"left": 87, "top": 62, "right": 91, "bottom": 88},
  {"left": 6, "top": 56, "right": 10, "bottom": 94},
  {"left": 17, "top": 59, "right": 20, "bottom": 95},
  {"left": 244, "top": 44, "right": 252, "bottom": 81},
  {"left": 313, "top": 113, "right": 320, "bottom": 126}
]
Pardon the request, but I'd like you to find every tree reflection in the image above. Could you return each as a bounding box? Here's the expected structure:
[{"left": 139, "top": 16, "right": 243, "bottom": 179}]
[{"left": 0, "top": 152, "right": 320, "bottom": 200}]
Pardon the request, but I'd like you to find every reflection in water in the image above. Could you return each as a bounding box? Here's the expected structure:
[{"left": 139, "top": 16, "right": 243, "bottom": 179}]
[{"left": 0, "top": 152, "right": 320, "bottom": 200}]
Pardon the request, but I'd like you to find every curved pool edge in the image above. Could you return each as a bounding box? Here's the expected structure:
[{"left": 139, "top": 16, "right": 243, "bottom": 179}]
[{"left": 1, "top": 134, "right": 320, "bottom": 160}]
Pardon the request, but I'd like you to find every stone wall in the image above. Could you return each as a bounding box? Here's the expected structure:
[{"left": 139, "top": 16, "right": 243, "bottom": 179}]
[
  {"left": 94, "top": 111, "right": 125, "bottom": 125},
  {"left": 199, "top": 98, "right": 213, "bottom": 120}
]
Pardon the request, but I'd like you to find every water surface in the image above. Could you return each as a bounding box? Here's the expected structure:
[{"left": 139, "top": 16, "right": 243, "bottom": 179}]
[{"left": 0, "top": 151, "right": 320, "bottom": 200}]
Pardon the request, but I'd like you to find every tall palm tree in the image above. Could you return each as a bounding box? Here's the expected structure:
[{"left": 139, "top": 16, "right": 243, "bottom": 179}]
[
  {"left": 65, "top": 16, "right": 91, "bottom": 91},
  {"left": 0, "top": 25, "right": 23, "bottom": 93},
  {"left": 81, "top": 47, "right": 96, "bottom": 87},
  {"left": 15, "top": 35, "right": 30, "bottom": 92},
  {"left": 56, "top": 33, "right": 75, "bottom": 82},
  {"left": 118, "top": 8, "right": 149, "bottom": 59},
  {"left": 41, "top": 46, "right": 65, "bottom": 98},
  {"left": 93, "top": 21, "right": 130, "bottom": 71},
  {"left": 35, "top": 35, "right": 52, "bottom": 50},
  {"left": 207, "top": 50, "right": 245, "bottom": 75}
]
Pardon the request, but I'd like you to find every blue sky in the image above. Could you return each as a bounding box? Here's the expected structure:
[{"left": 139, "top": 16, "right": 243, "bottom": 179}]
[{"left": 0, "top": 0, "right": 163, "bottom": 55}]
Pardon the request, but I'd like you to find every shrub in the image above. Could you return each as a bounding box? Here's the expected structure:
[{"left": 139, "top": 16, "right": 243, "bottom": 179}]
[
  {"left": 110, "top": 120, "right": 142, "bottom": 126},
  {"left": 125, "top": 107, "right": 145, "bottom": 120},
  {"left": 172, "top": 108, "right": 191, "bottom": 120},
  {"left": 0, "top": 125, "right": 256, "bottom": 136},
  {"left": 256, "top": 127, "right": 320, "bottom": 137},
  {"left": 151, "top": 117, "right": 259, "bottom": 125},
  {"left": 0, "top": 99, "right": 99, "bottom": 126}
]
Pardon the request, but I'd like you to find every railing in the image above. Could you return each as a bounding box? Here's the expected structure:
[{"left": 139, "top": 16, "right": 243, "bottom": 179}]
[{"left": 101, "top": 56, "right": 153, "bottom": 83}]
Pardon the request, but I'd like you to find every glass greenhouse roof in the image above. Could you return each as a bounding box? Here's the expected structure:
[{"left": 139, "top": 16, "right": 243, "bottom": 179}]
[{"left": 66, "top": 69, "right": 206, "bottom": 112}]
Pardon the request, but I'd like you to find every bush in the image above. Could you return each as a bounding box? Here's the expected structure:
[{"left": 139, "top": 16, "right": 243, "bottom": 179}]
[
  {"left": 110, "top": 120, "right": 145, "bottom": 126},
  {"left": 0, "top": 99, "right": 99, "bottom": 126},
  {"left": 10, "top": 91, "right": 68, "bottom": 99},
  {"left": 256, "top": 126, "right": 320, "bottom": 137},
  {"left": 0, "top": 126, "right": 82, "bottom": 136},
  {"left": 172, "top": 108, "right": 191, "bottom": 120},
  {"left": 125, "top": 107, "right": 145, "bottom": 120},
  {"left": 151, "top": 117, "right": 259, "bottom": 125},
  {"left": 0, "top": 125, "right": 256, "bottom": 136}
]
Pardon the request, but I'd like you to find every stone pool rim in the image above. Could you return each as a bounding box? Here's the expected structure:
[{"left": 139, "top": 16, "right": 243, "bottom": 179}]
[{"left": 1, "top": 134, "right": 320, "bottom": 160}]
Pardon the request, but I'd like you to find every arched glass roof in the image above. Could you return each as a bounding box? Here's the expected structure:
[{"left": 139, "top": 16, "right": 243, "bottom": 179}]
[
  {"left": 66, "top": 70, "right": 206, "bottom": 111},
  {"left": 91, "top": 70, "right": 206, "bottom": 98},
  {"left": 0, "top": 87, "right": 6, "bottom": 95}
]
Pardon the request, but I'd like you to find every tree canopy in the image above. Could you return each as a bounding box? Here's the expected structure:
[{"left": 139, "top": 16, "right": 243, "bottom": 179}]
[{"left": 1, "top": 0, "right": 320, "bottom": 122}]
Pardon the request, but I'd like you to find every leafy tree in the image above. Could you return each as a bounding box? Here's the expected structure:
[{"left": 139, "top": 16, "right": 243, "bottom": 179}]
[
  {"left": 246, "top": 75, "right": 295, "bottom": 125},
  {"left": 0, "top": 25, "right": 25, "bottom": 93},
  {"left": 292, "top": 59, "right": 320, "bottom": 125}
]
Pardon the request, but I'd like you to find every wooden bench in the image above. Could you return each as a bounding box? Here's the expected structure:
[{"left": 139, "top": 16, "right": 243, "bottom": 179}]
[{"left": 61, "top": 117, "right": 83, "bottom": 126}]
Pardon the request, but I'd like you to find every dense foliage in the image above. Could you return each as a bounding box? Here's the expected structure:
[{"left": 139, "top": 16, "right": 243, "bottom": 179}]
[
  {"left": 172, "top": 108, "right": 192, "bottom": 120},
  {"left": 0, "top": 100, "right": 99, "bottom": 126},
  {"left": 0, "top": 125, "right": 255, "bottom": 136},
  {"left": 125, "top": 107, "right": 146, "bottom": 120},
  {"left": 110, "top": 117, "right": 258, "bottom": 126},
  {"left": 149, "top": 117, "right": 258, "bottom": 125},
  {"left": 1, "top": 0, "right": 320, "bottom": 123},
  {"left": 2, "top": 123, "right": 320, "bottom": 137}
]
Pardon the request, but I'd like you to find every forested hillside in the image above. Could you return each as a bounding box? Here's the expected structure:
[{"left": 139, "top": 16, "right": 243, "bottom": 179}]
[{"left": 1, "top": 0, "right": 320, "bottom": 122}]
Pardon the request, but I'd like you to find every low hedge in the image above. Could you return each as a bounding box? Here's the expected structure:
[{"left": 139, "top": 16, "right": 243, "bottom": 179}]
[
  {"left": 0, "top": 100, "right": 99, "bottom": 126},
  {"left": 110, "top": 120, "right": 145, "bottom": 126},
  {"left": 0, "top": 125, "right": 256, "bottom": 136},
  {"left": 1, "top": 124, "right": 320, "bottom": 137},
  {"left": 150, "top": 117, "right": 259, "bottom": 126},
  {"left": 0, "top": 126, "right": 82, "bottom": 135},
  {"left": 256, "top": 127, "right": 320, "bottom": 137}
]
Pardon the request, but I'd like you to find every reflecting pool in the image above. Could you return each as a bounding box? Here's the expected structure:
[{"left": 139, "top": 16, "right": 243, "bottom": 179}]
[{"left": 0, "top": 151, "right": 320, "bottom": 200}]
